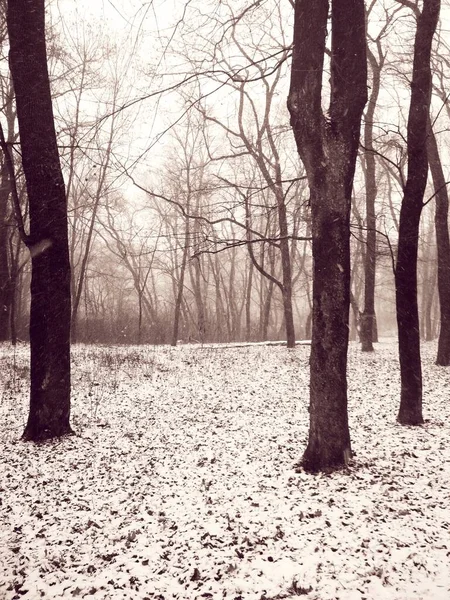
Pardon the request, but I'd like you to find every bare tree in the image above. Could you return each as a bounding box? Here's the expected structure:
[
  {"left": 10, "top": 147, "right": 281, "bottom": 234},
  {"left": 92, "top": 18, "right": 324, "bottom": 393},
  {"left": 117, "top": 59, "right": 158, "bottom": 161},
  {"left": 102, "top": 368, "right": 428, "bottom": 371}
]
[
  {"left": 288, "top": 0, "right": 367, "bottom": 472},
  {"left": 395, "top": 0, "right": 440, "bottom": 425},
  {"left": 7, "top": 0, "right": 72, "bottom": 440},
  {"left": 427, "top": 116, "right": 450, "bottom": 364},
  {"left": 359, "top": 2, "right": 401, "bottom": 351}
]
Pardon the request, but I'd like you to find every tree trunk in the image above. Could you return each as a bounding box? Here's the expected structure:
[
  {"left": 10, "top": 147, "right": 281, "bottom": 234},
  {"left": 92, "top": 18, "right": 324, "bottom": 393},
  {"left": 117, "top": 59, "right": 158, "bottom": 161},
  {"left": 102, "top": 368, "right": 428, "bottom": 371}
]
[
  {"left": 274, "top": 186, "right": 296, "bottom": 347},
  {"left": 349, "top": 291, "right": 360, "bottom": 343},
  {"left": 427, "top": 118, "right": 450, "bottom": 364},
  {"left": 245, "top": 257, "right": 254, "bottom": 342},
  {"left": 288, "top": 0, "right": 367, "bottom": 472},
  {"left": 171, "top": 222, "right": 189, "bottom": 346},
  {"left": 360, "top": 46, "right": 382, "bottom": 352},
  {"left": 7, "top": 0, "right": 72, "bottom": 440},
  {"left": 395, "top": 0, "right": 440, "bottom": 425},
  {"left": 0, "top": 86, "right": 16, "bottom": 343},
  {"left": 0, "top": 170, "right": 11, "bottom": 341},
  {"left": 424, "top": 261, "right": 437, "bottom": 341},
  {"left": 261, "top": 279, "right": 274, "bottom": 341}
]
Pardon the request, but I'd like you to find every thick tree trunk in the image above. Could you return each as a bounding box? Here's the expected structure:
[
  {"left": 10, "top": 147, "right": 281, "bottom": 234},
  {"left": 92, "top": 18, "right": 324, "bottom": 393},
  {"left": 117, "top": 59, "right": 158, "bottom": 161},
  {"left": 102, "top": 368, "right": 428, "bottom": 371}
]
[
  {"left": 395, "top": 0, "right": 440, "bottom": 425},
  {"left": 306, "top": 174, "right": 353, "bottom": 470},
  {"left": 288, "top": 0, "right": 367, "bottom": 472},
  {"left": 396, "top": 205, "right": 423, "bottom": 424},
  {"left": 427, "top": 119, "right": 450, "bottom": 364},
  {"left": 7, "top": 0, "right": 72, "bottom": 440}
]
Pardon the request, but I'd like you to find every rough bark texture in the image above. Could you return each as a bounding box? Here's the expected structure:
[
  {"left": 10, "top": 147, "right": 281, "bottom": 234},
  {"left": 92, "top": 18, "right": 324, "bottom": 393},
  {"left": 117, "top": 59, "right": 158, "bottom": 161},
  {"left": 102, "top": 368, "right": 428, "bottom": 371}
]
[
  {"left": 288, "top": 0, "right": 367, "bottom": 472},
  {"left": 7, "top": 0, "right": 72, "bottom": 440},
  {"left": 427, "top": 118, "right": 450, "bottom": 365},
  {"left": 395, "top": 0, "right": 440, "bottom": 425}
]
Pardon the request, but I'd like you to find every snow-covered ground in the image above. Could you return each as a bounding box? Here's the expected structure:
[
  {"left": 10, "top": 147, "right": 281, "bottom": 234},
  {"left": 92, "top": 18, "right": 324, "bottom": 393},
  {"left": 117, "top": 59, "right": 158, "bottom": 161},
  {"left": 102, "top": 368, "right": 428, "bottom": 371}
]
[{"left": 0, "top": 340, "right": 449, "bottom": 600}]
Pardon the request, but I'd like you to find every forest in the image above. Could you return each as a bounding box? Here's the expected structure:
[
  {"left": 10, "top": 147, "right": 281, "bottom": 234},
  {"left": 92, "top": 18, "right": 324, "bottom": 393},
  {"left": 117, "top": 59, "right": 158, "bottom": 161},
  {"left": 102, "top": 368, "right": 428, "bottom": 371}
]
[
  {"left": 1, "top": 0, "right": 449, "bottom": 350},
  {"left": 1, "top": 0, "right": 450, "bottom": 598}
]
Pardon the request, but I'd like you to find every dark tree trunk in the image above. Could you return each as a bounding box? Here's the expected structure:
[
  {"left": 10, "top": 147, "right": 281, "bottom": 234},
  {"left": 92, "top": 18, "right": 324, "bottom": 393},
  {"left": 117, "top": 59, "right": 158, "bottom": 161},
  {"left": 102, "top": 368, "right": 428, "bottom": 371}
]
[
  {"left": 427, "top": 118, "right": 450, "bottom": 364},
  {"left": 288, "top": 0, "right": 367, "bottom": 472},
  {"left": 7, "top": 0, "right": 72, "bottom": 440},
  {"left": 395, "top": 0, "right": 440, "bottom": 425}
]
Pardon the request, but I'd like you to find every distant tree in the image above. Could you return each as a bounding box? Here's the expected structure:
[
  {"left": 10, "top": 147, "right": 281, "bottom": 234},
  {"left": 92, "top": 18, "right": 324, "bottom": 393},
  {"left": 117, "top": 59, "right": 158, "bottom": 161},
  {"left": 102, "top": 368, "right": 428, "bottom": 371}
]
[
  {"left": 0, "top": 113, "right": 13, "bottom": 342},
  {"left": 359, "top": 2, "right": 400, "bottom": 351},
  {"left": 395, "top": 0, "right": 440, "bottom": 425},
  {"left": 427, "top": 117, "right": 450, "bottom": 364},
  {"left": 0, "top": 10, "right": 14, "bottom": 343},
  {"left": 7, "top": 0, "right": 72, "bottom": 440},
  {"left": 288, "top": 0, "right": 367, "bottom": 472},
  {"left": 184, "top": 3, "right": 300, "bottom": 348}
]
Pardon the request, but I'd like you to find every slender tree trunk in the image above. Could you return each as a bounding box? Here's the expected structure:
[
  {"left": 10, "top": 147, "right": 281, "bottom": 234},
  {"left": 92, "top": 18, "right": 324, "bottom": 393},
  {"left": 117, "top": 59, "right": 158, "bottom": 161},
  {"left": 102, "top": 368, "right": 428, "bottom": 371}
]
[
  {"left": 172, "top": 223, "right": 189, "bottom": 346},
  {"left": 288, "top": 0, "right": 367, "bottom": 472},
  {"left": 424, "top": 261, "right": 437, "bottom": 341},
  {"left": 8, "top": 232, "right": 22, "bottom": 346},
  {"left": 360, "top": 47, "right": 382, "bottom": 352},
  {"left": 245, "top": 258, "right": 254, "bottom": 342},
  {"left": 0, "top": 87, "right": 16, "bottom": 343},
  {"left": 7, "top": 0, "right": 72, "bottom": 440},
  {"left": 71, "top": 196, "right": 100, "bottom": 342},
  {"left": 273, "top": 186, "right": 296, "bottom": 347},
  {"left": 427, "top": 118, "right": 450, "bottom": 364},
  {"left": 0, "top": 171, "right": 11, "bottom": 341},
  {"left": 349, "top": 291, "right": 360, "bottom": 343},
  {"left": 261, "top": 280, "right": 274, "bottom": 341},
  {"left": 395, "top": 0, "right": 440, "bottom": 425}
]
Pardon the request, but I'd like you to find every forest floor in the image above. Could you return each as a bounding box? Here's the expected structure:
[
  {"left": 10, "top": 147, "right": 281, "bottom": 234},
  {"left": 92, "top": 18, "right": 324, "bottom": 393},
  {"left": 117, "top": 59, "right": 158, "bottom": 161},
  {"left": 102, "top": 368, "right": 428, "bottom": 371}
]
[{"left": 0, "top": 340, "right": 449, "bottom": 600}]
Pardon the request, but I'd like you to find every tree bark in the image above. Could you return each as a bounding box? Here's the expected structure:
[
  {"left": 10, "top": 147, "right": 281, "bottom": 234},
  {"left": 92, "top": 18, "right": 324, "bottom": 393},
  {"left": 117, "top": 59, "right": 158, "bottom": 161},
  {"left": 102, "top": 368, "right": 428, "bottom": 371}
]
[
  {"left": 288, "top": 0, "right": 367, "bottom": 472},
  {"left": 395, "top": 0, "right": 440, "bottom": 425},
  {"left": 427, "top": 118, "right": 450, "bottom": 364},
  {"left": 7, "top": 0, "right": 72, "bottom": 440}
]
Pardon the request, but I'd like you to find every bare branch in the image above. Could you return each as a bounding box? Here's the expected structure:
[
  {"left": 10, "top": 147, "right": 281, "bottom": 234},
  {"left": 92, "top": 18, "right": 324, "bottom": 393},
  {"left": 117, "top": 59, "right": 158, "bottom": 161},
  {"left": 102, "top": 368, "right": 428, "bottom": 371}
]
[{"left": 0, "top": 121, "right": 30, "bottom": 246}]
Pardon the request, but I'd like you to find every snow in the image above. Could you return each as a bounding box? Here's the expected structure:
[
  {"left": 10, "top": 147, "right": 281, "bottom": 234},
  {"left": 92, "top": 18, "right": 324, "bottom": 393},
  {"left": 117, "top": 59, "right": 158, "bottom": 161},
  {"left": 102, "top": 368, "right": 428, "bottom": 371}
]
[{"left": 0, "top": 340, "right": 449, "bottom": 600}]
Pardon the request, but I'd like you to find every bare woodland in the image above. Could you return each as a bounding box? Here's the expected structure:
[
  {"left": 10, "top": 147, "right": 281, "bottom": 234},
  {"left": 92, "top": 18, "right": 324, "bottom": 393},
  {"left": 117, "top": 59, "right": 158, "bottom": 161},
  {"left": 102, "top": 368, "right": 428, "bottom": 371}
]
[{"left": 0, "top": 0, "right": 449, "bottom": 472}]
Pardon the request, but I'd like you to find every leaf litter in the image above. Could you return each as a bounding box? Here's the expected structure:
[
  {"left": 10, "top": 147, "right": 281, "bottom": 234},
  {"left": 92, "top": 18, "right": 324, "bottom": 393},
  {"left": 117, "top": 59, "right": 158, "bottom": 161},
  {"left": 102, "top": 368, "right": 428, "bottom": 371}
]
[{"left": 0, "top": 340, "right": 449, "bottom": 599}]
